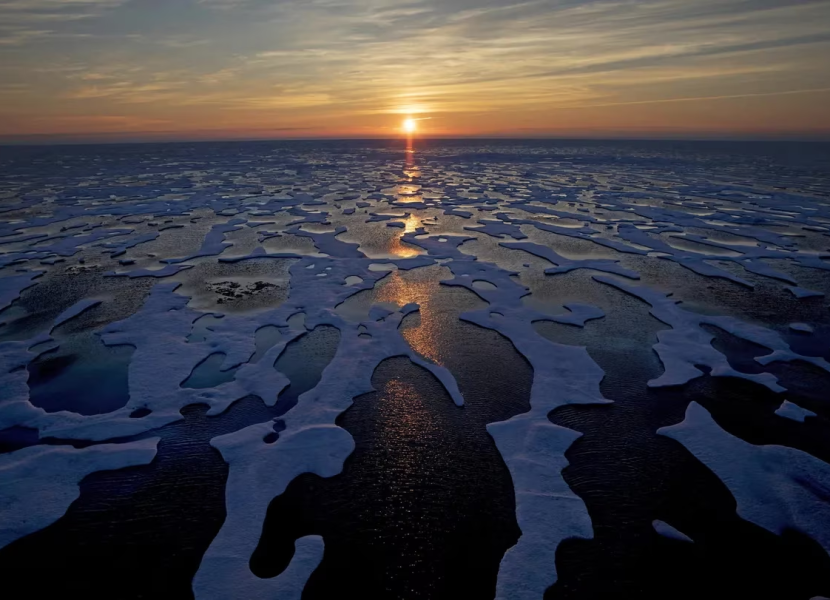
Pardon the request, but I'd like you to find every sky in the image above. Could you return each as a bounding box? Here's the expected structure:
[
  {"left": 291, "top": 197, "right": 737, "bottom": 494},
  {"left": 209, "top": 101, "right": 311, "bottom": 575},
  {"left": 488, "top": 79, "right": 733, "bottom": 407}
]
[{"left": 1, "top": 0, "right": 829, "bottom": 142}]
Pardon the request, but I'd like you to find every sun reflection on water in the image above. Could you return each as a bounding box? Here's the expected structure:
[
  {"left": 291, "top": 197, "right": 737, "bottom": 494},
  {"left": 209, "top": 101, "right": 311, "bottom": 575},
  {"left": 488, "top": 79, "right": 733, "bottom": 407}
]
[
  {"left": 375, "top": 376, "right": 436, "bottom": 483},
  {"left": 376, "top": 267, "right": 447, "bottom": 365},
  {"left": 375, "top": 138, "right": 444, "bottom": 361},
  {"left": 387, "top": 236, "right": 422, "bottom": 258},
  {"left": 383, "top": 214, "right": 422, "bottom": 258},
  {"left": 402, "top": 214, "right": 420, "bottom": 233}
]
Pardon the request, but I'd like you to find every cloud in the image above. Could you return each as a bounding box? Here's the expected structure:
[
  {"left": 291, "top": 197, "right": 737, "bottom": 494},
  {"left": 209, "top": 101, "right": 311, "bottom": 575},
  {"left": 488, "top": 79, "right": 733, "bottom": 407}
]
[
  {"left": 0, "top": 27, "right": 54, "bottom": 46},
  {"left": 0, "top": 0, "right": 126, "bottom": 21},
  {"left": 2, "top": 0, "right": 830, "bottom": 137},
  {"left": 0, "top": 0, "right": 126, "bottom": 45},
  {"left": 566, "top": 86, "right": 830, "bottom": 109}
]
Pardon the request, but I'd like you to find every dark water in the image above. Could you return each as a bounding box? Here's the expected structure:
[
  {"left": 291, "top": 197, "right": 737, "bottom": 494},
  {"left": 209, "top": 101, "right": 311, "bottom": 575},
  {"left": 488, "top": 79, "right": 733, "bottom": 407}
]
[
  {"left": 252, "top": 357, "right": 522, "bottom": 599},
  {"left": 250, "top": 273, "right": 535, "bottom": 599}
]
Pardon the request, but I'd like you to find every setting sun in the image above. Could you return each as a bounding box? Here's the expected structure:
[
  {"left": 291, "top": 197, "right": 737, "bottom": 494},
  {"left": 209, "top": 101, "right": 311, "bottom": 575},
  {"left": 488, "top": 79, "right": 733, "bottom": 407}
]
[{"left": 403, "top": 118, "right": 417, "bottom": 134}]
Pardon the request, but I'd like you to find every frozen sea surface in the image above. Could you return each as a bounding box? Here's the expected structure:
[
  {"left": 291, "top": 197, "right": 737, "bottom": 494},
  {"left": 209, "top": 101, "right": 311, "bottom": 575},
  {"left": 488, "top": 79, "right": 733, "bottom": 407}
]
[{"left": 1, "top": 138, "right": 830, "bottom": 599}]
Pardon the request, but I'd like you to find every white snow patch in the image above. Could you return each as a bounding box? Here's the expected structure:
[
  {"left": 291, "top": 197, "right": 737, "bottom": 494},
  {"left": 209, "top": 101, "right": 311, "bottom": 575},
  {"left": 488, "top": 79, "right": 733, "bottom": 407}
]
[
  {"left": 660, "top": 402, "right": 830, "bottom": 556},
  {"left": 51, "top": 298, "right": 102, "bottom": 331},
  {"left": 775, "top": 400, "right": 816, "bottom": 423},
  {"left": 0, "top": 437, "right": 159, "bottom": 549},
  {"left": 652, "top": 519, "right": 693, "bottom": 543}
]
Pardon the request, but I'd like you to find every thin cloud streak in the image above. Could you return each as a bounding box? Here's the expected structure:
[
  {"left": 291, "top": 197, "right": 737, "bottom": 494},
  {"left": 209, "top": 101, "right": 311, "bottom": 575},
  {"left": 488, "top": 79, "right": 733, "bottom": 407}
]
[{"left": 568, "top": 87, "right": 830, "bottom": 109}]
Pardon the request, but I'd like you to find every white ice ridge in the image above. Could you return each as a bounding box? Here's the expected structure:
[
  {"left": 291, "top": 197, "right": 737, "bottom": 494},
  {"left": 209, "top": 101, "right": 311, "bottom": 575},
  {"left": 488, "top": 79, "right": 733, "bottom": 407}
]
[
  {"left": 775, "top": 400, "right": 817, "bottom": 423},
  {"left": 652, "top": 520, "right": 693, "bottom": 543},
  {"left": 286, "top": 225, "right": 365, "bottom": 258},
  {"left": 50, "top": 297, "right": 102, "bottom": 331},
  {"left": 0, "top": 271, "right": 43, "bottom": 312},
  {"left": 464, "top": 218, "right": 528, "bottom": 240},
  {"left": 30, "top": 228, "right": 135, "bottom": 258},
  {"left": 193, "top": 304, "right": 464, "bottom": 599},
  {"left": 546, "top": 303, "right": 606, "bottom": 327},
  {"left": 594, "top": 275, "right": 830, "bottom": 392},
  {"left": 105, "top": 263, "right": 194, "bottom": 278},
  {"left": 0, "top": 332, "right": 54, "bottom": 428},
  {"left": 501, "top": 241, "right": 640, "bottom": 279},
  {"left": 98, "top": 231, "right": 159, "bottom": 257},
  {"left": 0, "top": 437, "right": 159, "bottom": 550},
  {"left": 787, "top": 286, "right": 824, "bottom": 299},
  {"left": 409, "top": 240, "right": 611, "bottom": 600},
  {"left": 659, "top": 402, "right": 830, "bottom": 556},
  {"left": 197, "top": 534, "right": 324, "bottom": 600}
]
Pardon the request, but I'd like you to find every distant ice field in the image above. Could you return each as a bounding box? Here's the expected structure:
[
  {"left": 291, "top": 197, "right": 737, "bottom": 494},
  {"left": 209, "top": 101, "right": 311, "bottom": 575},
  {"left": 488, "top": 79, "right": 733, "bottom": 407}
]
[{"left": 1, "top": 139, "right": 829, "bottom": 599}]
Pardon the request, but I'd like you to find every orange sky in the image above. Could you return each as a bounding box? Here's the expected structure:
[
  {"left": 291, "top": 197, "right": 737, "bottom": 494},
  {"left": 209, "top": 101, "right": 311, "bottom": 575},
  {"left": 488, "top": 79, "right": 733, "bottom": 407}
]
[{"left": 1, "top": 0, "right": 829, "bottom": 142}]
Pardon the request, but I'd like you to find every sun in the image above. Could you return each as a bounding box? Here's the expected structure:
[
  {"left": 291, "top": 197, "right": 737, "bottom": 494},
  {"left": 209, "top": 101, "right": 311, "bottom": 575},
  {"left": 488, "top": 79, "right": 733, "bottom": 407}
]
[{"left": 403, "top": 118, "right": 417, "bottom": 134}]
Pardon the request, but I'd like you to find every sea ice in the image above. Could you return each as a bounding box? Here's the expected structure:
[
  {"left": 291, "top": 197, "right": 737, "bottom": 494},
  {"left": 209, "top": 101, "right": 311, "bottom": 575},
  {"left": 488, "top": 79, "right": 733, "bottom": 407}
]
[
  {"left": 660, "top": 403, "right": 830, "bottom": 556},
  {"left": 775, "top": 400, "right": 817, "bottom": 423},
  {"left": 0, "top": 438, "right": 159, "bottom": 549},
  {"left": 652, "top": 520, "right": 693, "bottom": 543}
]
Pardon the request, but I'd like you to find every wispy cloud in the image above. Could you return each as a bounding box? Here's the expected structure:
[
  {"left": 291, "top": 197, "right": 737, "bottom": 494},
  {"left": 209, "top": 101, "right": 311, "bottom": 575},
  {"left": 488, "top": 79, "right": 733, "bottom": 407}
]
[
  {"left": 0, "top": 0, "right": 125, "bottom": 45},
  {"left": 567, "top": 86, "right": 830, "bottom": 109},
  {"left": 2, "top": 0, "right": 830, "bottom": 138},
  {"left": 0, "top": 0, "right": 126, "bottom": 22}
]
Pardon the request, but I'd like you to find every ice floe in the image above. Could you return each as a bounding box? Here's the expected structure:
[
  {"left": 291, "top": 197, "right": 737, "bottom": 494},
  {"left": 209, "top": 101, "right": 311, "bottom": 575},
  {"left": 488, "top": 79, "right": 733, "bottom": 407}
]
[{"left": 660, "top": 402, "right": 830, "bottom": 556}]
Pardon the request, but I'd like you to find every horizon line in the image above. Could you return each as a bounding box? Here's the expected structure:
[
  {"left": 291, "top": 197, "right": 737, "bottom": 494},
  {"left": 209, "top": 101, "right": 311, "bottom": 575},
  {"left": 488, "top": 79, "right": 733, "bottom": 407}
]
[{"left": 3, "top": 132, "right": 830, "bottom": 148}]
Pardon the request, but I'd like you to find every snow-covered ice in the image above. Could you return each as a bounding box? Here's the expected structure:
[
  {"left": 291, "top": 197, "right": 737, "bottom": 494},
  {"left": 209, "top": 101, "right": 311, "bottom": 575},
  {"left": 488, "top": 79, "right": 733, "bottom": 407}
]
[{"left": 660, "top": 402, "right": 830, "bottom": 555}]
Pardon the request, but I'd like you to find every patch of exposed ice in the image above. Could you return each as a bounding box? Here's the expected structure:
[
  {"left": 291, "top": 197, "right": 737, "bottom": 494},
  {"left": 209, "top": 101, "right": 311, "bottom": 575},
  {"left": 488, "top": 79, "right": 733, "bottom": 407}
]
[
  {"left": 51, "top": 298, "right": 102, "bottom": 331},
  {"left": 0, "top": 437, "right": 159, "bottom": 549},
  {"left": 196, "top": 535, "right": 323, "bottom": 600},
  {"left": 98, "top": 231, "right": 159, "bottom": 257},
  {"left": 786, "top": 286, "right": 824, "bottom": 299},
  {"left": 465, "top": 218, "right": 527, "bottom": 240},
  {"left": 0, "top": 271, "right": 43, "bottom": 312},
  {"left": 659, "top": 402, "right": 830, "bottom": 556},
  {"left": 105, "top": 264, "right": 194, "bottom": 278},
  {"left": 422, "top": 248, "right": 611, "bottom": 599},
  {"left": 775, "top": 400, "right": 817, "bottom": 423},
  {"left": 652, "top": 519, "right": 693, "bottom": 543},
  {"left": 541, "top": 303, "right": 606, "bottom": 327}
]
